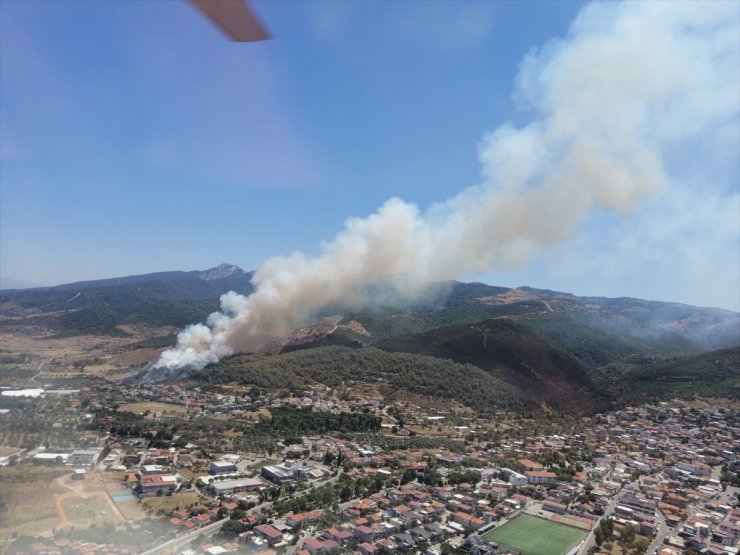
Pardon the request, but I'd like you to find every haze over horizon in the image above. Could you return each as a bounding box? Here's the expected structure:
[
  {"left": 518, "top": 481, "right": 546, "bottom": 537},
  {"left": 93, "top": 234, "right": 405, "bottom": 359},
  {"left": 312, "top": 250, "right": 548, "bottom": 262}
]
[{"left": 1, "top": 0, "right": 739, "bottom": 312}]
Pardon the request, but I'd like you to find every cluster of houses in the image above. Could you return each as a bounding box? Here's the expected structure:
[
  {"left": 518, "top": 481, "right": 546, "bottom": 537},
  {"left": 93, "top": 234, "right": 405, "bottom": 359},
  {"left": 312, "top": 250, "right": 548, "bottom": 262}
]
[
  {"left": 158, "top": 400, "right": 738, "bottom": 555},
  {"left": 3, "top": 372, "right": 737, "bottom": 555}
]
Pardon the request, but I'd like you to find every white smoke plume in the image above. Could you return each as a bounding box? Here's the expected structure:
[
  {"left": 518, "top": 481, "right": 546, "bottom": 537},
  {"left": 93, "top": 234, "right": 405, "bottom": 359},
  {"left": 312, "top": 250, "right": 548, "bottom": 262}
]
[{"left": 152, "top": 1, "right": 739, "bottom": 375}]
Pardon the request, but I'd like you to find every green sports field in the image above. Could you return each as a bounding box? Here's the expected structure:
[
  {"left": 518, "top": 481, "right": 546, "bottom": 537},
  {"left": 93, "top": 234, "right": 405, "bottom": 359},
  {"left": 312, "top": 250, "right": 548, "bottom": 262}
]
[{"left": 482, "top": 514, "right": 586, "bottom": 555}]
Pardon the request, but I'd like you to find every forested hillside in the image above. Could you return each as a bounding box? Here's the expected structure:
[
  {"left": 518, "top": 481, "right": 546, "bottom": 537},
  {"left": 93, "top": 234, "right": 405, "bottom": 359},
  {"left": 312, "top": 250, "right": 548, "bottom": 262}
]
[{"left": 195, "top": 345, "right": 531, "bottom": 412}]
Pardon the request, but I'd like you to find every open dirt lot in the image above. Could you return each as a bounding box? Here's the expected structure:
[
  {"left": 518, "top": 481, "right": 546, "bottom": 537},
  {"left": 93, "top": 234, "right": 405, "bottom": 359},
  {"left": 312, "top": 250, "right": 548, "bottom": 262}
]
[
  {"left": 118, "top": 402, "right": 189, "bottom": 415},
  {"left": 0, "top": 327, "right": 175, "bottom": 381},
  {"left": 60, "top": 493, "right": 118, "bottom": 525},
  {"left": 141, "top": 491, "right": 201, "bottom": 515},
  {"left": 0, "top": 466, "right": 70, "bottom": 538},
  {"left": 0, "top": 467, "right": 146, "bottom": 538}
]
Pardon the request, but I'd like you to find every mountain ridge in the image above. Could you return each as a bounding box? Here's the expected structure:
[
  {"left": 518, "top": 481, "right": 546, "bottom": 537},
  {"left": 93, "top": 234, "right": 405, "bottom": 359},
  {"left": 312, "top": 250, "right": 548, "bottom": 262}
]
[
  {"left": 1, "top": 265, "right": 737, "bottom": 414},
  {"left": 0, "top": 264, "right": 255, "bottom": 337}
]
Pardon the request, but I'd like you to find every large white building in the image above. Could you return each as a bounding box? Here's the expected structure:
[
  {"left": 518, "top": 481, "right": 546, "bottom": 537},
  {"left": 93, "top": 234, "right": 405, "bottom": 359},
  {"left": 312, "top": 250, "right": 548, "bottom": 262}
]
[
  {"left": 500, "top": 468, "right": 528, "bottom": 486},
  {"left": 209, "top": 477, "right": 265, "bottom": 496},
  {"left": 68, "top": 449, "right": 102, "bottom": 466},
  {"left": 210, "top": 460, "right": 236, "bottom": 475},
  {"left": 0, "top": 447, "right": 25, "bottom": 466}
]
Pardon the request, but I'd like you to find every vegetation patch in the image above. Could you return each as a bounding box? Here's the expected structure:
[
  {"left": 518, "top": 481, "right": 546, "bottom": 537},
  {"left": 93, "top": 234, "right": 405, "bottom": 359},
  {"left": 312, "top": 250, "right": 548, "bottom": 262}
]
[
  {"left": 142, "top": 491, "right": 201, "bottom": 515},
  {"left": 197, "top": 345, "right": 529, "bottom": 412},
  {"left": 617, "top": 346, "right": 740, "bottom": 402}
]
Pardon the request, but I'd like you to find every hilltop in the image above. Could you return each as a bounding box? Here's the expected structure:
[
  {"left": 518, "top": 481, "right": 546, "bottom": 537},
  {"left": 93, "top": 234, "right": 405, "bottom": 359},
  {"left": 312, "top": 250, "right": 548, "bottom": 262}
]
[{"left": 0, "top": 264, "right": 254, "bottom": 337}]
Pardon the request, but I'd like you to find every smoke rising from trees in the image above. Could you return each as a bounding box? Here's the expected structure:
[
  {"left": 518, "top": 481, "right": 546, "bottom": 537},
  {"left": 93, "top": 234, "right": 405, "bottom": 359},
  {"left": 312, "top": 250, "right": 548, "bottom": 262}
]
[{"left": 151, "top": 1, "right": 739, "bottom": 375}]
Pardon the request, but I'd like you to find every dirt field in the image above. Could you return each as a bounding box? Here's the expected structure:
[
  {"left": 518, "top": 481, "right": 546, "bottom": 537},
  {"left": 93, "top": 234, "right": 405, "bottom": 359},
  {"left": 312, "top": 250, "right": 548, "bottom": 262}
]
[
  {"left": 0, "top": 466, "right": 146, "bottom": 538},
  {"left": 141, "top": 491, "right": 201, "bottom": 515},
  {"left": 60, "top": 494, "right": 118, "bottom": 524},
  {"left": 241, "top": 408, "right": 272, "bottom": 421},
  {"left": 118, "top": 402, "right": 189, "bottom": 415},
  {"left": 0, "top": 326, "right": 173, "bottom": 379},
  {"left": 0, "top": 466, "right": 70, "bottom": 537}
]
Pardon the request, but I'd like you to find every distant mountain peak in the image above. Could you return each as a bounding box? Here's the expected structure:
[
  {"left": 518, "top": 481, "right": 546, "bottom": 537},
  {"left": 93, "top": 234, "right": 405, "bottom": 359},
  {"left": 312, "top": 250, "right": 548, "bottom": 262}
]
[{"left": 199, "top": 263, "right": 247, "bottom": 281}]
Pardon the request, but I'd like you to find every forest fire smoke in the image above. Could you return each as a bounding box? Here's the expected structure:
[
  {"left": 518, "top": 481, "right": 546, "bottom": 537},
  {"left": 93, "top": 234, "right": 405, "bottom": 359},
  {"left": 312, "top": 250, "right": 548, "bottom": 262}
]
[{"left": 149, "top": 1, "right": 739, "bottom": 378}]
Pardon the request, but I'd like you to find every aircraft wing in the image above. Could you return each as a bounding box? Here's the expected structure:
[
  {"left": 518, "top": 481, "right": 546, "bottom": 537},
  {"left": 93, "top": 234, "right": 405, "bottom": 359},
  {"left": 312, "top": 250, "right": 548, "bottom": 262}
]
[{"left": 188, "top": 0, "right": 271, "bottom": 42}]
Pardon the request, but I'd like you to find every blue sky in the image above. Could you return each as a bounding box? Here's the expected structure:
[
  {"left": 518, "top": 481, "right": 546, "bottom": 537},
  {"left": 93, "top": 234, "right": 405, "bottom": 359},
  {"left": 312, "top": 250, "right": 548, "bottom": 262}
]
[{"left": 1, "top": 0, "right": 738, "bottom": 310}]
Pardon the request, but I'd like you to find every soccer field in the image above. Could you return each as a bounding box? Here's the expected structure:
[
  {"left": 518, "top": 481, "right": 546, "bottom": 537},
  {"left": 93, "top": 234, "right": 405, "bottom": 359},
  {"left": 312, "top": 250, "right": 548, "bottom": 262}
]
[{"left": 482, "top": 514, "right": 586, "bottom": 555}]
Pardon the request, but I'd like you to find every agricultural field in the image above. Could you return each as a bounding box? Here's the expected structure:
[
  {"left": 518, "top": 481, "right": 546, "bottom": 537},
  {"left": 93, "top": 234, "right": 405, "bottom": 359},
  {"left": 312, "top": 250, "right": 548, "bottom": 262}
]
[{"left": 483, "top": 514, "right": 586, "bottom": 555}]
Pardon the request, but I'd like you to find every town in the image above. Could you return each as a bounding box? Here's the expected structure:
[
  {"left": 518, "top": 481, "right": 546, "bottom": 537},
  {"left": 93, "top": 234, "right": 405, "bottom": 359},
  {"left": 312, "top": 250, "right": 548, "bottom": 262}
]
[{"left": 1, "top": 378, "right": 738, "bottom": 555}]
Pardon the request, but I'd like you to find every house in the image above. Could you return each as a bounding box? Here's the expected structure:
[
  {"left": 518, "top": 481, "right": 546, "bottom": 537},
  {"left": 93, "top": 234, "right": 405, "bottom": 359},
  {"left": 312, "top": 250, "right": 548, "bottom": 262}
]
[
  {"left": 716, "top": 518, "right": 740, "bottom": 541},
  {"left": 410, "top": 526, "right": 433, "bottom": 545},
  {"left": 451, "top": 511, "right": 485, "bottom": 529},
  {"left": 543, "top": 501, "right": 567, "bottom": 514},
  {"left": 254, "top": 524, "right": 283, "bottom": 545},
  {"left": 357, "top": 542, "right": 378, "bottom": 555},
  {"left": 526, "top": 471, "right": 558, "bottom": 484},
  {"left": 287, "top": 510, "right": 323, "bottom": 529},
  {"left": 518, "top": 458, "right": 544, "bottom": 471},
  {"left": 665, "top": 494, "right": 689, "bottom": 509},
  {"left": 392, "top": 532, "right": 417, "bottom": 551},
  {"left": 139, "top": 474, "right": 178, "bottom": 495},
  {"left": 323, "top": 527, "right": 353, "bottom": 545},
  {"left": 302, "top": 537, "right": 339, "bottom": 555},
  {"left": 353, "top": 525, "right": 375, "bottom": 542}
]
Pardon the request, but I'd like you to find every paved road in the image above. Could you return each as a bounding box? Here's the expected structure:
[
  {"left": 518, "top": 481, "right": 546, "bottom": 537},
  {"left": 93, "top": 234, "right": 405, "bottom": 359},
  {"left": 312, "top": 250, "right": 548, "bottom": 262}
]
[
  {"left": 720, "top": 485, "right": 738, "bottom": 505},
  {"left": 711, "top": 464, "right": 722, "bottom": 482},
  {"left": 646, "top": 506, "right": 668, "bottom": 555},
  {"left": 577, "top": 481, "right": 636, "bottom": 555}
]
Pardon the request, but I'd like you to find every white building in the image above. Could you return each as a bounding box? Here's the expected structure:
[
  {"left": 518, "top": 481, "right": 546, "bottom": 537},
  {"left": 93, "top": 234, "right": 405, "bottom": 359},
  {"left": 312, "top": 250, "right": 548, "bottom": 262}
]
[
  {"left": 209, "top": 477, "right": 265, "bottom": 496},
  {"left": 0, "top": 447, "right": 25, "bottom": 466},
  {"left": 501, "top": 468, "right": 528, "bottom": 486},
  {"left": 210, "top": 460, "right": 236, "bottom": 475}
]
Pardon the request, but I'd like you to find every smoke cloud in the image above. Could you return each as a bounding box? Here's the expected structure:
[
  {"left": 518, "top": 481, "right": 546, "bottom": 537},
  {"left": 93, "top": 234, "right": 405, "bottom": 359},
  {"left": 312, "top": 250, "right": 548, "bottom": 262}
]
[{"left": 152, "top": 1, "right": 739, "bottom": 375}]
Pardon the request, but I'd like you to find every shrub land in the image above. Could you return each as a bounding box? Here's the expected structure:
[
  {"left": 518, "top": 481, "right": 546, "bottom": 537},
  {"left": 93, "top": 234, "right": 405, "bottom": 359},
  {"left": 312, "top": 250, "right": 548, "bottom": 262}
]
[{"left": 483, "top": 514, "right": 586, "bottom": 555}]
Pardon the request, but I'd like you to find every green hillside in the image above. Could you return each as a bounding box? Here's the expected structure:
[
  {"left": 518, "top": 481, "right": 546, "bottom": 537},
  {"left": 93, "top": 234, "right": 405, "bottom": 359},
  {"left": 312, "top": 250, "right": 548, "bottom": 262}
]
[
  {"left": 195, "top": 345, "right": 531, "bottom": 412},
  {"left": 375, "top": 318, "right": 610, "bottom": 413},
  {"left": 611, "top": 346, "right": 740, "bottom": 403}
]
